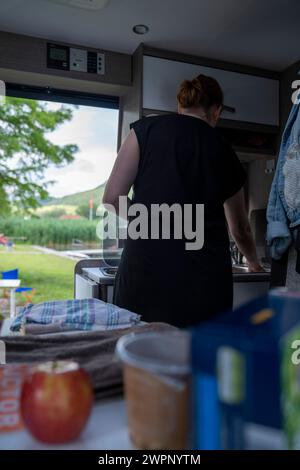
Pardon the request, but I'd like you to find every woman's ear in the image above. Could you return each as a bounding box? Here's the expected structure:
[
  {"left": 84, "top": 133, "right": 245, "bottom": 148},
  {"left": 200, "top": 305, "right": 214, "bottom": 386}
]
[
  {"left": 210, "top": 105, "right": 222, "bottom": 127},
  {"left": 217, "top": 105, "right": 223, "bottom": 119}
]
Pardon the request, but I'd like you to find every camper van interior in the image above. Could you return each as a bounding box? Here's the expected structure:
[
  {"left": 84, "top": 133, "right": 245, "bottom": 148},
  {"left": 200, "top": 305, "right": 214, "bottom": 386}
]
[{"left": 0, "top": 0, "right": 300, "bottom": 456}]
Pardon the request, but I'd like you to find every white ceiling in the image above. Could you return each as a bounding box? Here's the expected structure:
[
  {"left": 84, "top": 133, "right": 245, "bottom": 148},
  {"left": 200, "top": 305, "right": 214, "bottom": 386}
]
[{"left": 0, "top": 0, "right": 299, "bottom": 71}]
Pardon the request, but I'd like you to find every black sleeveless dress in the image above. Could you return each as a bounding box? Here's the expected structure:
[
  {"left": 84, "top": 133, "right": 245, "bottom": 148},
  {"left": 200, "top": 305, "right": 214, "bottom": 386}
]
[{"left": 113, "top": 114, "right": 246, "bottom": 328}]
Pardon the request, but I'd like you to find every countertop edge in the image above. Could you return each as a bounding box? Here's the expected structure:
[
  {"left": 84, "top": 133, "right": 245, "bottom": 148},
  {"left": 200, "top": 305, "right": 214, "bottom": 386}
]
[{"left": 233, "top": 272, "right": 271, "bottom": 282}]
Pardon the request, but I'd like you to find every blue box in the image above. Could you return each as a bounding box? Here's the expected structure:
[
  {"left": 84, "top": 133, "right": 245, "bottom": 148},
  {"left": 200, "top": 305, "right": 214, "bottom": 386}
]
[{"left": 192, "top": 289, "right": 300, "bottom": 450}]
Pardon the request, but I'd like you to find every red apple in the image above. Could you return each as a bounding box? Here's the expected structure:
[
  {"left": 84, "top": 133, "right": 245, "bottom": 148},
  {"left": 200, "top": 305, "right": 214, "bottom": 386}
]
[{"left": 20, "top": 360, "right": 94, "bottom": 444}]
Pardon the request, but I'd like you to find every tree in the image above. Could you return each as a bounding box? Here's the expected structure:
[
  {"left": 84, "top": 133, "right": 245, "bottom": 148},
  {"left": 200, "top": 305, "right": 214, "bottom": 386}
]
[
  {"left": 0, "top": 97, "right": 78, "bottom": 214},
  {"left": 76, "top": 203, "right": 91, "bottom": 219}
]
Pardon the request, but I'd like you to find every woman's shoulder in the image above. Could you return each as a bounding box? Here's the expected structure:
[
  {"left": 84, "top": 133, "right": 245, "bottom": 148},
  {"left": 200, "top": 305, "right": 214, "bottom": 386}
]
[
  {"left": 130, "top": 115, "right": 225, "bottom": 145},
  {"left": 131, "top": 113, "right": 175, "bottom": 128},
  {"left": 130, "top": 114, "right": 179, "bottom": 139},
  {"left": 131, "top": 113, "right": 218, "bottom": 131}
]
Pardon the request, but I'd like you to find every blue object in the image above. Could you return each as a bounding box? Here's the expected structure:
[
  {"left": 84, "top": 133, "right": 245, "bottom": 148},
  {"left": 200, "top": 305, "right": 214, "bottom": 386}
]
[
  {"left": 15, "top": 287, "right": 33, "bottom": 293},
  {"left": 1, "top": 269, "right": 33, "bottom": 294},
  {"left": 267, "top": 103, "right": 300, "bottom": 259},
  {"left": 192, "top": 289, "right": 300, "bottom": 450},
  {"left": 1, "top": 269, "right": 19, "bottom": 279},
  {"left": 195, "top": 374, "right": 221, "bottom": 450}
]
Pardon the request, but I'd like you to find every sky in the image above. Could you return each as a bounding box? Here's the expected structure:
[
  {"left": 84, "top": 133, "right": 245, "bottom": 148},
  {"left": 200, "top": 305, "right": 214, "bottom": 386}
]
[{"left": 44, "top": 102, "right": 119, "bottom": 198}]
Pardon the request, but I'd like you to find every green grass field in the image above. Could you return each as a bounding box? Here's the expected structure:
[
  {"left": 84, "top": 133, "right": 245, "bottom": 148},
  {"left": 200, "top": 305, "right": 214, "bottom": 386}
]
[{"left": 0, "top": 245, "right": 76, "bottom": 304}]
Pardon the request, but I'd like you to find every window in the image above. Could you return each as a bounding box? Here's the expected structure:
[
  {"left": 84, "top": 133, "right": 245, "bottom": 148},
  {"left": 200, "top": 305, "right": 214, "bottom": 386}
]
[{"left": 1, "top": 84, "right": 119, "bottom": 260}]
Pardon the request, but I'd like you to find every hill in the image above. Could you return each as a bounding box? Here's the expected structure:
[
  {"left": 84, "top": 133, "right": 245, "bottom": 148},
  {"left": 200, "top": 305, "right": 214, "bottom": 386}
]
[{"left": 44, "top": 183, "right": 106, "bottom": 207}]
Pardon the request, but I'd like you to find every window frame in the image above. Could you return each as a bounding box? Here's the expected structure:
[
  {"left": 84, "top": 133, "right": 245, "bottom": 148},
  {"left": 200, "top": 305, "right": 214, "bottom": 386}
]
[{"left": 5, "top": 83, "right": 119, "bottom": 110}]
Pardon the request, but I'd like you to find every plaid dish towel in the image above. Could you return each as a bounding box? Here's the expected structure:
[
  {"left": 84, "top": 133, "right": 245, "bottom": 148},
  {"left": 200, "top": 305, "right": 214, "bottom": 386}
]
[{"left": 10, "top": 299, "right": 141, "bottom": 333}]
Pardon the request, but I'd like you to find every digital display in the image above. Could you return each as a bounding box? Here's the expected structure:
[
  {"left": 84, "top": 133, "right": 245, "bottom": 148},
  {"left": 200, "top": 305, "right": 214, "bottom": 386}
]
[{"left": 50, "top": 47, "right": 67, "bottom": 62}]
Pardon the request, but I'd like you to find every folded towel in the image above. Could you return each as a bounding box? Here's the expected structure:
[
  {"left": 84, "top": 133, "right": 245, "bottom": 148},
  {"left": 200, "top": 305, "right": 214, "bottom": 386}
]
[
  {"left": 2, "top": 322, "right": 177, "bottom": 400},
  {"left": 10, "top": 299, "right": 141, "bottom": 333}
]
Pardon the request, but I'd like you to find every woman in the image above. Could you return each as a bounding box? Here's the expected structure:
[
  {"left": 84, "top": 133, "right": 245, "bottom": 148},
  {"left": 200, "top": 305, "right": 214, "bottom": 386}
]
[{"left": 103, "top": 74, "right": 262, "bottom": 327}]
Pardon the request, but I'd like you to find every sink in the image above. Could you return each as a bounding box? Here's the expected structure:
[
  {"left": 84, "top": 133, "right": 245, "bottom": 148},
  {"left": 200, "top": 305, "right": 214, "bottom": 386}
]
[{"left": 100, "top": 267, "right": 118, "bottom": 277}]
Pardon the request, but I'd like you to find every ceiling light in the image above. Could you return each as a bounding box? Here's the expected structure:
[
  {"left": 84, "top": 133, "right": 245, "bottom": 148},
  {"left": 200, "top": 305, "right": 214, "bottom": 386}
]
[
  {"left": 132, "top": 24, "right": 149, "bottom": 35},
  {"left": 47, "top": 0, "right": 110, "bottom": 10}
]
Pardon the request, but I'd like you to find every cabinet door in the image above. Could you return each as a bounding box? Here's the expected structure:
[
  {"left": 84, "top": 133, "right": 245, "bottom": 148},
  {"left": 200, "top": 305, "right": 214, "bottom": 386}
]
[{"left": 143, "top": 56, "right": 279, "bottom": 126}]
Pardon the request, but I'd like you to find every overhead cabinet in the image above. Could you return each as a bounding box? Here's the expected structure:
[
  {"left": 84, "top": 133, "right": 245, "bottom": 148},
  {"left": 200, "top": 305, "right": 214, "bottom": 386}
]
[{"left": 143, "top": 56, "right": 279, "bottom": 127}]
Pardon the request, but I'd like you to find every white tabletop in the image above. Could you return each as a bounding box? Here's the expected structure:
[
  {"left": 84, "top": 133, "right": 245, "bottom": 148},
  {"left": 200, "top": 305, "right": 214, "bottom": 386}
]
[
  {"left": 0, "top": 320, "right": 135, "bottom": 449},
  {"left": 0, "top": 280, "right": 21, "bottom": 288},
  {"left": 0, "top": 397, "right": 133, "bottom": 450},
  {"left": 0, "top": 318, "right": 133, "bottom": 450}
]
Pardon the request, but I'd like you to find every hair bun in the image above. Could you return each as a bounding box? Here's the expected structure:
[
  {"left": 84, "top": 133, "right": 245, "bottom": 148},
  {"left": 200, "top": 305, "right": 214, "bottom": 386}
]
[
  {"left": 183, "top": 79, "right": 195, "bottom": 90},
  {"left": 176, "top": 79, "right": 202, "bottom": 109},
  {"left": 191, "top": 78, "right": 202, "bottom": 91},
  {"left": 177, "top": 74, "right": 223, "bottom": 111}
]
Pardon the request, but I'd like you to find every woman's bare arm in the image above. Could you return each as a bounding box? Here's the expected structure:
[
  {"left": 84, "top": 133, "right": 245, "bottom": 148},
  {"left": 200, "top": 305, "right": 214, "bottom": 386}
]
[
  {"left": 224, "top": 189, "right": 264, "bottom": 272},
  {"left": 102, "top": 129, "right": 140, "bottom": 213}
]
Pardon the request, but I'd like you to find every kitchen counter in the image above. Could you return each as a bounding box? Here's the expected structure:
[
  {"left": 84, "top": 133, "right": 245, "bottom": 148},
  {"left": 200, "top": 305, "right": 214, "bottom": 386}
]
[
  {"left": 77, "top": 261, "right": 271, "bottom": 310},
  {"left": 232, "top": 266, "right": 271, "bottom": 283},
  {"left": 82, "top": 265, "right": 271, "bottom": 284},
  {"left": 232, "top": 266, "right": 270, "bottom": 308}
]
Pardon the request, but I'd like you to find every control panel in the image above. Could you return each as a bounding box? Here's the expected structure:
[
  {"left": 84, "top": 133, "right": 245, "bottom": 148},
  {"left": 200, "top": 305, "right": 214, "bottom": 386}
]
[{"left": 47, "top": 43, "right": 105, "bottom": 75}]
